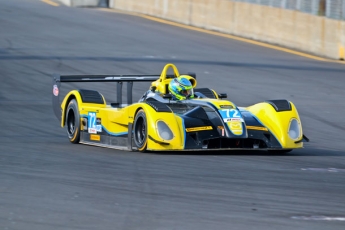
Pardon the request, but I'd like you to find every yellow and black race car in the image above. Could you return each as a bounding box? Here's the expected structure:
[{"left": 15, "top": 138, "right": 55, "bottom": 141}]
[{"left": 52, "top": 63, "right": 308, "bottom": 152}]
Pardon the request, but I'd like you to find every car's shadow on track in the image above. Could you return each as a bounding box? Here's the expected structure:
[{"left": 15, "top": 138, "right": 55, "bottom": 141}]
[{"left": 144, "top": 148, "right": 344, "bottom": 156}]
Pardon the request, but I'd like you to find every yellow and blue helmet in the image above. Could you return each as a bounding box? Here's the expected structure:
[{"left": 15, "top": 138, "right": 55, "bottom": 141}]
[{"left": 168, "top": 75, "right": 194, "bottom": 100}]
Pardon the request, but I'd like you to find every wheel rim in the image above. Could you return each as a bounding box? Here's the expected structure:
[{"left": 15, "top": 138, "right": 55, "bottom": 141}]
[
  {"left": 135, "top": 117, "right": 146, "bottom": 145},
  {"left": 67, "top": 109, "right": 75, "bottom": 136}
]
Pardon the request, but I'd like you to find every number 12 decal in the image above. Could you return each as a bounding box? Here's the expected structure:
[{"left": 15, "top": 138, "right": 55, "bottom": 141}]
[
  {"left": 230, "top": 109, "right": 241, "bottom": 118},
  {"left": 221, "top": 109, "right": 241, "bottom": 118},
  {"left": 88, "top": 112, "right": 97, "bottom": 134},
  {"left": 88, "top": 112, "right": 96, "bottom": 128}
]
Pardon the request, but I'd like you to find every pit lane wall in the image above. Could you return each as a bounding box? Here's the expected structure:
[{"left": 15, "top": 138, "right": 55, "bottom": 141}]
[
  {"left": 59, "top": 0, "right": 107, "bottom": 7},
  {"left": 111, "top": 0, "right": 345, "bottom": 60}
]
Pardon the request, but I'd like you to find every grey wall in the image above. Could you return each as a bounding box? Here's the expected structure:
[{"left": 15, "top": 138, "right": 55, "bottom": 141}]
[{"left": 58, "top": 0, "right": 108, "bottom": 7}]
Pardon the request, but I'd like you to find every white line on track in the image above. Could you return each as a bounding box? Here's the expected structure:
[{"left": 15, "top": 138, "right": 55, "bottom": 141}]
[
  {"left": 292, "top": 216, "right": 345, "bottom": 221},
  {"left": 301, "top": 168, "right": 345, "bottom": 172}
]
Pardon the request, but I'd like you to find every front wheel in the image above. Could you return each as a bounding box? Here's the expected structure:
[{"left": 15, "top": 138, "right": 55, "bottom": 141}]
[
  {"left": 133, "top": 109, "right": 147, "bottom": 152},
  {"left": 66, "top": 99, "right": 80, "bottom": 144}
]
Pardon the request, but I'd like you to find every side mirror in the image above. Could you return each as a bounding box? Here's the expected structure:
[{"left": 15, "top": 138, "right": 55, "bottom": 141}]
[
  {"left": 218, "top": 93, "right": 227, "bottom": 99},
  {"left": 150, "top": 86, "right": 156, "bottom": 92}
]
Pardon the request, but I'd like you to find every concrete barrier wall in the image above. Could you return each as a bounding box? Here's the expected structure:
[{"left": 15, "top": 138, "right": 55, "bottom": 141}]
[
  {"left": 111, "top": 0, "right": 345, "bottom": 60},
  {"left": 58, "top": 0, "right": 70, "bottom": 5},
  {"left": 58, "top": 0, "right": 108, "bottom": 7}
]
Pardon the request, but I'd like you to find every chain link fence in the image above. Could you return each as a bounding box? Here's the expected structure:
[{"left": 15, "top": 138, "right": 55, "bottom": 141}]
[{"left": 232, "top": 0, "right": 345, "bottom": 20}]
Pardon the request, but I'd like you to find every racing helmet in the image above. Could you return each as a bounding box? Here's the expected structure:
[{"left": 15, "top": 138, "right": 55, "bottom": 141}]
[{"left": 168, "top": 75, "right": 194, "bottom": 100}]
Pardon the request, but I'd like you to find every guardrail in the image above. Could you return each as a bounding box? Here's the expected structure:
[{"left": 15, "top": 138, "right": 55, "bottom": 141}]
[{"left": 110, "top": 0, "right": 345, "bottom": 60}]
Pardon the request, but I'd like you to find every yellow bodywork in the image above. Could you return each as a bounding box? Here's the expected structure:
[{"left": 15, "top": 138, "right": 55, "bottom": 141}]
[
  {"left": 245, "top": 102, "right": 303, "bottom": 149},
  {"left": 60, "top": 91, "right": 187, "bottom": 151}
]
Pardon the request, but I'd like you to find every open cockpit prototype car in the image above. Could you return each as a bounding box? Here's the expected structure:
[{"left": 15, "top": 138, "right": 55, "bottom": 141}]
[{"left": 52, "top": 63, "right": 308, "bottom": 152}]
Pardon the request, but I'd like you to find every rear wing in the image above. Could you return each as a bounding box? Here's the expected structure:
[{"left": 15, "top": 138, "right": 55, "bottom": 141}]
[
  {"left": 52, "top": 72, "right": 195, "bottom": 122},
  {"left": 52, "top": 73, "right": 165, "bottom": 121}
]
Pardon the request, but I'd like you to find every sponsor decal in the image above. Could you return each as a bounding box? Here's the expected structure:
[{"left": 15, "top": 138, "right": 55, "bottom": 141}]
[
  {"left": 228, "top": 121, "right": 243, "bottom": 135},
  {"left": 223, "top": 118, "right": 244, "bottom": 122},
  {"left": 246, "top": 126, "right": 268, "bottom": 131},
  {"left": 88, "top": 128, "right": 97, "bottom": 134},
  {"left": 220, "top": 105, "right": 233, "bottom": 109},
  {"left": 219, "top": 109, "right": 244, "bottom": 135},
  {"left": 90, "top": 134, "right": 100, "bottom": 141},
  {"left": 186, "top": 126, "right": 213, "bottom": 132},
  {"left": 230, "top": 118, "right": 243, "bottom": 122},
  {"left": 53, "top": 85, "right": 59, "bottom": 96},
  {"left": 229, "top": 122, "right": 241, "bottom": 129}
]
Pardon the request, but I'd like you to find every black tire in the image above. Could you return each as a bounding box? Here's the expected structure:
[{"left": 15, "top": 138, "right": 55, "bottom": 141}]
[
  {"left": 66, "top": 99, "right": 80, "bottom": 144},
  {"left": 133, "top": 109, "right": 147, "bottom": 152}
]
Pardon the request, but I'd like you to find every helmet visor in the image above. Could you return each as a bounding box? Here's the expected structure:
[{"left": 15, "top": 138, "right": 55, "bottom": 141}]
[{"left": 179, "top": 88, "right": 194, "bottom": 97}]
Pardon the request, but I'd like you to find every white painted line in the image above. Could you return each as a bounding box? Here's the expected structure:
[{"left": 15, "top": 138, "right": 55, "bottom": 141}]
[
  {"left": 292, "top": 216, "right": 345, "bottom": 221},
  {"left": 301, "top": 168, "right": 345, "bottom": 172}
]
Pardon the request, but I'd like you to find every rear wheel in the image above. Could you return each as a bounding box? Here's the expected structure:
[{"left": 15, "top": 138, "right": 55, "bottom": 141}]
[
  {"left": 133, "top": 109, "right": 147, "bottom": 152},
  {"left": 66, "top": 99, "right": 80, "bottom": 143}
]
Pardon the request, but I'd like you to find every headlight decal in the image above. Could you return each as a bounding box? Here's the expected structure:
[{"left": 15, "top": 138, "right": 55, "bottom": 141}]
[
  {"left": 288, "top": 118, "right": 301, "bottom": 140},
  {"left": 157, "top": 121, "right": 174, "bottom": 141}
]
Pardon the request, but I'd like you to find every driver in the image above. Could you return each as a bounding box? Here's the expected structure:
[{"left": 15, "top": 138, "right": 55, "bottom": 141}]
[{"left": 168, "top": 75, "right": 194, "bottom": 100}]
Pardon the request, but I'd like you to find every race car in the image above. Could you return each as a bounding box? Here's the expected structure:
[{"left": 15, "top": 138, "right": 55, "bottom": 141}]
[{"left": 52, "top": 63, "right": 309, "bottom": 152}]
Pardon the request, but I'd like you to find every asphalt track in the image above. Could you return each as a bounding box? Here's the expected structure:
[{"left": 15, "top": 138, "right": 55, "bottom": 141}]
[{"left": 1, "top": 0, "right": 345, "bottom": 229}]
